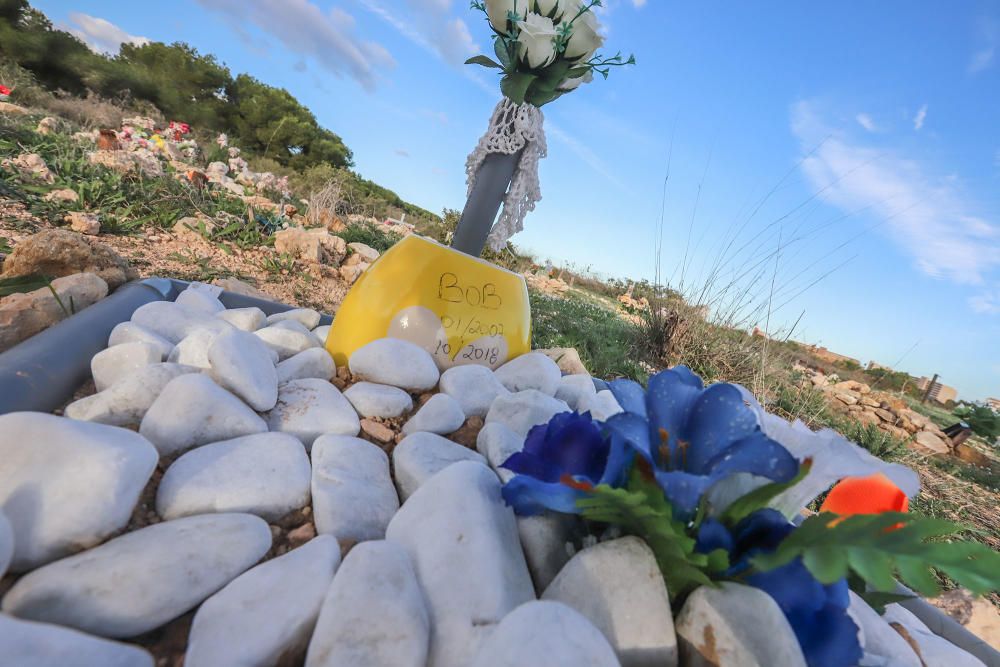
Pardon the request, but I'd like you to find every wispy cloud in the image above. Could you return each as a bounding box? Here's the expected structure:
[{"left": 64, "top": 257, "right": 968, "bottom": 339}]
[
  {"left": 195, "top": 0, "right": 394, "bottom": 91},
  {"left": 633, "top": 0, "right": 648, "bottom": 7},
  {"left": 792, "top": 99, "right": 1000, "bottom": 287},
  {"left": 394, "top": 148, "right": 411, "bottom": 158},
  {"left": 913, "top": 104, "right": 927, "bottom": 130},
  {"left": 969, "top": 289, "right": 1000, "bottom": 314},
  {"left": 855, "top": 113, "right": 877, "bottom": 132},
  {"left": 66, "top": 13, "right": 149, "bottom": 54},
  {"left": 359, "top": 0, "right": 477, "bottom": 66},
  {"left": 969, "top": 18, "right": 997, "bottom": 73}
]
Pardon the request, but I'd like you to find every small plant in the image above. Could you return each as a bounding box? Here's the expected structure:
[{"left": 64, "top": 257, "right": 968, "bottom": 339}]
[
  {"left": 337, "top": 221, "right": 401, "bottom": 254},
  {"left": 261, "top": 253, "right": 296, "bottom": 275}
]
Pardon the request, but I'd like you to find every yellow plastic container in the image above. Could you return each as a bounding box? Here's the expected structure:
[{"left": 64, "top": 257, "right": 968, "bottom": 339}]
[{"left": 326, "top": 235, "right": 531, "bottom": 370}]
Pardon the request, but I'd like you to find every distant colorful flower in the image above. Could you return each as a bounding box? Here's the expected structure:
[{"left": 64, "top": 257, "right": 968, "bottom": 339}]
[{"left": 0, "top": 84, "right": 11, "bottom": 100}]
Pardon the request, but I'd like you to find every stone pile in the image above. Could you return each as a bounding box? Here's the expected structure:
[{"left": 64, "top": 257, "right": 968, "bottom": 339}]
[
  {"left": 796, "top": 365, "right": 953, "bottom": 455},
  {"left": 525, "top": 271, "right": 570, "bottom": 296},
  {"left": 0, "top": 284, "right": 987, "bottom": 666}
]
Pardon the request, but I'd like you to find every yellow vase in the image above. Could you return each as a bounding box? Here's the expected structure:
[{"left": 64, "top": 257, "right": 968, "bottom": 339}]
[{"left": 326, "top": 235, "right": 531, "bottom": 371}]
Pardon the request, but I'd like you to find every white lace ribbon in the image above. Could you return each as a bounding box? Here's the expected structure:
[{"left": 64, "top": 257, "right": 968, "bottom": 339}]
[{"left": 465, "top": 98, "right": 547, "bottom": 252}]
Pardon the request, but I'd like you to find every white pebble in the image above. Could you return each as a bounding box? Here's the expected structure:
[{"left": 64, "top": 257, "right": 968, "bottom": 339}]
[
  {"left": 175, "top": 285, "right": 225, "bottom": 314},
  {"left": 312, "top": 324, "right": 331, "bottom": 345},
  {"left": 267, "top": 378, "right": 360, "bottom": 449},
  {"left": 485, "top": 390, "right": 571, "bottom": 437},
  {"left": 392, "top": 431, "right": 486, "bottom": 501},
  {"left": 555, "top": 374, "right": 597, "bottom": 410},
  {"left": 402, "top": 393, "right": 466, "bottom": 436},
  {"left": 107, "top": 321, "right": 173, "bottom": 360},
  {"left": 0, "top": 510, "right": 13, "bottom": 579},
  {"left": 65, "top": 363, "right": 198, "bottom": 428},
  {"left": 0, "top": 614, "right": 154, "bottom": 667},
  {"left": 277, "top": 347, "right": 336, "bottom": 383},
  {"left": 343, "top": 381, "right": 413, "bottom": 418},
  {"left": 91, "top": 341, "right": 161, "bottom": 392},
  {"left": 439, "top": 364, "right": 510, "bottom": 417},
  {"left": 254, "top": 326, "right": 321, "bottom": 361},
  {"left": 217, "top": 306, "right": 266, "bottom": 331},
  {"left": 494, "top": 352, "right": 562, "bottom": 395},
  {"left": 349, "top": 338, "right": 440, "bottom": 391},
  {"left": 208, "top": 328, "right": 279, "bottom": 411},
  {"left": 267, "top": 307, "right": 321, "bottom": 330}
]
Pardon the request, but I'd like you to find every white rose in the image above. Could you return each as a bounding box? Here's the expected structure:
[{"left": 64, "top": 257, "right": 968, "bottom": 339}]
[
  {"left": 562, "top": 2, "right": 603, "bottom": 60},
  {"left": 516, "top": 13, "right": 559, "bottom": 69},
  {"left": 534, "top": 0, "right": 561, "bottom": 19},
  {"left": 486, "top": 0, "right": 527, "bottom": 33},
  {"left": 558, "top": 67, "right": 593, "bottom": 91}
]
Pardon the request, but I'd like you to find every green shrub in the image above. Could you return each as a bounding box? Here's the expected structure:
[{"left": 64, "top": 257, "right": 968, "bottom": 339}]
[{"left": 337, "top": 221, "right": 401, "bottom": 254}]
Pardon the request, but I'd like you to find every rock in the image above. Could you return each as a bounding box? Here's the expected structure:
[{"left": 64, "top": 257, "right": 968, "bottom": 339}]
[
  {"left": 860, "top": 396, "right": 881, "bottom": 408},
  {"left": 402, "top": 393, "right": 466, "bottom": 435},
  {"left": 0, "top": 413, "right": 157, "bottom": 572},
  {"left": 254, "top": 325, "right": 321, "bottom": 361},
  {"left": 156, "top": 433, "right": 310, "bottom": 521},
  {"left": 847, "top": 592, "right": 921, "bottom": 667},
  {"left": 65, "top": 363, "right": 197, "bottom": 427},
  {"left": 2, "top": 513, "right": 271, "bottom": 638},
  {"left": 0, "top": 615, "right": 154, "bottom": 667},
  {"left": 274, "top": 227, "right": 346, "bottom": 264},
  {"left": 536, "top": 347, "right": 589, "bottom": 375},
  {"left": 216, "top": 306, "right": 267, "bottom": 331},
  {"left": 349, "top": 338, "right": 440, "bottom": 391},
  {"left": 0, "top": 229, "right": 136, "bottom": 289},
  {"left": 208, "top": 328, "right": 279, "bottom": 411},
  {"left": 90, "top": 341, "right": 161, "bottom": 392},
  {"left": 89, "top": 149, "right": 162, "bottom": 178},
  {"left": 517, "top": 512, "right": 575, "bottom": 592},
  {"left": 267, "top": 308, "right": 321, "bottom": 330},
  {"left": 44, "top": 188, "right": 80, "bottom": 203},
  {"left": 277, "top": 347, "right": 337, "bottom": 383},
  {"left": 35, "top": 116, "right": 59, "bottom": 134},
  {"left": 882, "top": 604, "right": 986, "bottom": 667},
  {"left": 65, "top": 211, "right": 101, "bottom": 235},
  {"left": 675, "top": 582, "right": 806, "bottom": 667},
  {"left": 392, "top": 431, "right": 487, "bottom": 501},
  {"left": 0, "top": 100, "right": 29, "bottom": 114},
  {"left": 211, "top": 277, "right": 272, "bottom": 300},
  {"left": 543, "top": 537, "right": 676, "bottom": 667},
  {"left": 874, "top": 408, "right": 897, "bottom": 422},
  {"left": 834, "top": 391, "right": 859, "bottom": 406},
  {"left": 578, "top": 390, "right": 625, "bottom": 421},
  {"left": 912, "top": 430, "right": 949, "bottom": 455},
  {"left": 107, "top": 321, "right": 173, "bottom": 359},
  {"left": 469, "top": 601, "right": 620, "bottom": 667},
  {"left": 2, "top": 152, "right": 54, "bottom": 183},
  {"left": 494, "top": 352, "right": 562, "bottom": 395},
  {"left": 476, "top": 421, "right": 524, "bottom": 480},
  {"left": 555, "top": 373, "right": 598, "bottom": 410},
  {"left": 287, "top": 522, "right": 316, "bottom": 547},
  {"left": 166, "top": 328, "right": 225, "bottom": 369},
  {"left": 267, "top": 378, "right": 360, "bottom": 449},
  {"left": 140, "top": 373, "right": 268, "bottom": 456},
  {"left": 186, "top": 536, "right": 341, "bottom": 667},
  {"left": 0, "top": 272, "right": 109, "bottom": 352},
  {"left": 485, "top": 390, "right": 571, "bottom": 437},
  {"left": 339, "top": 261, "right": 370, "bottom": 284},
  {"left": 439, "top": 365, "right": 510, "bottom": 417},
  {"left": 344, "top": 381, "right": 414, "bottom": 418},
  {"left": 271, "top": 318, "right": 315, "bottom": 336},
  {"left": 929, "top": 589, "right": 1000, "bottom": 654},
  {"left": 306, "top": 540, "right": 428, "bottom": 667},
  {"left": 175, "top": 284, "right": 225, "bottom": 315},
  {"left": 385, "top": 462, "right": 535, "bottom": 667},
  {"left": 312, "top": 324, "right": 331, "bottom": 345},
  {"left": 0, "top": 510, "right": 12, "bottom": 578},
  {"left": 360, "top": 418, "right": 395, "bottom": 444},
  {"left": 312, "top": 435, "right": 399, "bottom": 543},
  {"left": 131, "top": 301, "right": 231, "bottom": 344},
  {"left": 346, "top": 241, "right": 380, "bottom": 263}
]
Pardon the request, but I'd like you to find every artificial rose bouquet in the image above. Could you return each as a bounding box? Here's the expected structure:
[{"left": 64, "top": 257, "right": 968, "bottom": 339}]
[
  {"left": 467, "top": 0, "right": 634, "bottom": 106},
  {"left": 501, "top": 366, "right": 1000, "bottom": 667}
]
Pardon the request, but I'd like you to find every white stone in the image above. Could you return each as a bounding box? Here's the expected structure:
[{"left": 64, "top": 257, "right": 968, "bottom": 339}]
[
  {"left": 385, "top": 461, "right": 535, "bottom": 667},
  {"left": 175, "top": 285, "right": 225, "bottom": 315},
  {"left": 186, "top": 536, "right": 341, "bottom": 667},
  {"left": 402, "top": 393, "right": 466, "bottom": 436},
  {"left": 267, "top": 378, "right": 360, "bottom": 449},
  {"left": 107, "top": 321, "right": 173, "bottom": 360},
  {"left": 555, "top": 373, "right": 598, "bottom": 410},
  {"left": 312, "top": 324, "right": 331, "bottom": 345},
  {"left": 0, "top": 510, "right": 12, "bottom": 578},
  {"left": 347, "top": 241, "right": 380, "bottom": 262},
  {"left": 0, "top": 413, "right": 157, "bottom": 572},
  {"left": 208, "top": 328, "right": 279, "bottom": 411},
  {"left": 312, "top": 435, "right": 399, "bottom": 542},
  {"left": 349, "top": 338, "right": 440, "bottom": 391},
  {"left": 485, "top": 390, "right": 571, "bottom": 437},
  {"left": 217, "top": 306, "right": 266, "bottom": 331},
  {"left": 847, "top": 592, "right": 921, "bottom": 667},
  {"left": 882, "top": 604, "right": 986, "bottom": 667},
  {"left": 2, "top": 513, "right": 271, "bottom": 638},
  {"left": 267, "top": 307, "right": 321, "bottom": 330},
  {"left": 439, "top": 364, "right": 510, "bottom": 417},
  {"left": 543, "top": 537, "right": 676, "bottom": 667},
  {"left": 476, "top": 421, "right": 524, "bottom": 480},
  {"left": 470, "top": 600, "right": 620, "bottom": 667},
  {"left": 64, "top": 363, "right": 198, "bottom": 428},
  {"left": 306, "top": 540, "right": 428, "bottom": 667},
  {"left": 131, "top": 300, "right": 230, "bottom": 344},
  {"left": 140, "top": 374, "right": 268, "bottom": 456},
  {"left": 270, "top": 318, "right": 315, "bottom": 336},
  {"left": 277, "top": 347, "right": 337, "bottom": 383},
  {"left": 0, "top": 615, "right": 153, "bottom": 667},
  {"left": 675, "top": 582, "right": 806, "bottom": 667},
  {"left": 578, "top": 390, "right": 624, "bottom": 421},
  {"left": 90, "top": 341, "right": 161, "bottom": 392},
  {"left": 392, "top": 431, "right": 486, "bottom": 500},
  {"left": 167, "top": 328, "right": 224, "bottom": 369},
  {"left": 518, "top": 512, "right": 575, "bottom": 593},
  {"left": 255, "top": 325, "right": 321, "bottom": 361},
  {"left": 157, "top": 433, "right": 310, "bottom": 521},
  {"left": 494, "top": 352, "right": 562, "bottom": 395},
  {"left": 343, "top": 381, "right": 413, "bottom": 418}
]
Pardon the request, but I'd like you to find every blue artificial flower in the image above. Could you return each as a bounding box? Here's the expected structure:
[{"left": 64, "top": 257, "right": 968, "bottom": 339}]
[
  {"left": 500, "top": 411, "right": 613, "bottom": 515},
  {"left": 604, "top": 367, "right": 800, "bottom": 519},
  {"left": 694, "top": 509, "right": 863, "bottom": 667}
]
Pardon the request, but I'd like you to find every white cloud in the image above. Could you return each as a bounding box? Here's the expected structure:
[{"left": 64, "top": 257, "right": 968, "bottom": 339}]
[
  {"left": 360, "top": 0, "right": 477, "bottom": 66},
  {"left": 792, "top": 99, "right": 1000, "bottom": 286},
  {"left": 969, "top": 18, "right": 997, "bottom": 73},
  {"left": 913, "top": 104, "right": 927, "bottom": 130},
  {"left": 969, "top": 289, "right": 1000, "bottom": 314},
  {"left": 633, "top": 0, "right": 648, "bottom": 6},
  {"left": 195, "top": 0, "right": 394, "bottom": 91},
  {"left": 394, "top": 148, "right": 411, "bottom": 157},
  {"left": 970, "top": 46, "right": 995, "bottom": 73},
  {"left": 855, "top": 113, "right": 877, "bottom": 132},
  {"left": 67, "top": 13, "right": 149, "bottom": 54}
]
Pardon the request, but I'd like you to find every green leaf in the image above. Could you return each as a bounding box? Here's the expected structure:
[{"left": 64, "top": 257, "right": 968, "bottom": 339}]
[
  {"left": 0, "top": 274, "right": 52, "bottom": 297},
  {"left": 465, "top": 55, "right": 504, "bottom": 69},
  {"left": 858, "top": 591, "right": 915, "bottom": 615},
  {"left": 720, "top": 459, "right": 813, "bottom": 525},
  {"left": 494, "top": 38, "right": 514, "bottom": 70},
  {"left": 751, "top": 512, "right": 1000, "bottom": 597},
  {"left": 500, "top": 72, "right": 537, "bottom": 105}
]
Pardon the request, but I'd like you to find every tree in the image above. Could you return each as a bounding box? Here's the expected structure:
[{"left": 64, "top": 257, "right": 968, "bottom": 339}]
[{"left": 953, "top": 403, "right": 1000, "bottom": 443}]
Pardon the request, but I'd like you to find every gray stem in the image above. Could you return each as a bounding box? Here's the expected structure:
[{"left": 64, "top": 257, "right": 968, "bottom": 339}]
[{"left": 451, "top": 150, "right": 522, "bottom": 257}]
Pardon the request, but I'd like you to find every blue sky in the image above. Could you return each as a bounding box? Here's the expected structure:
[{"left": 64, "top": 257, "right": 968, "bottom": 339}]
[{"left": 37, "top": 0, "right": 1000, "bottom": 400}]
